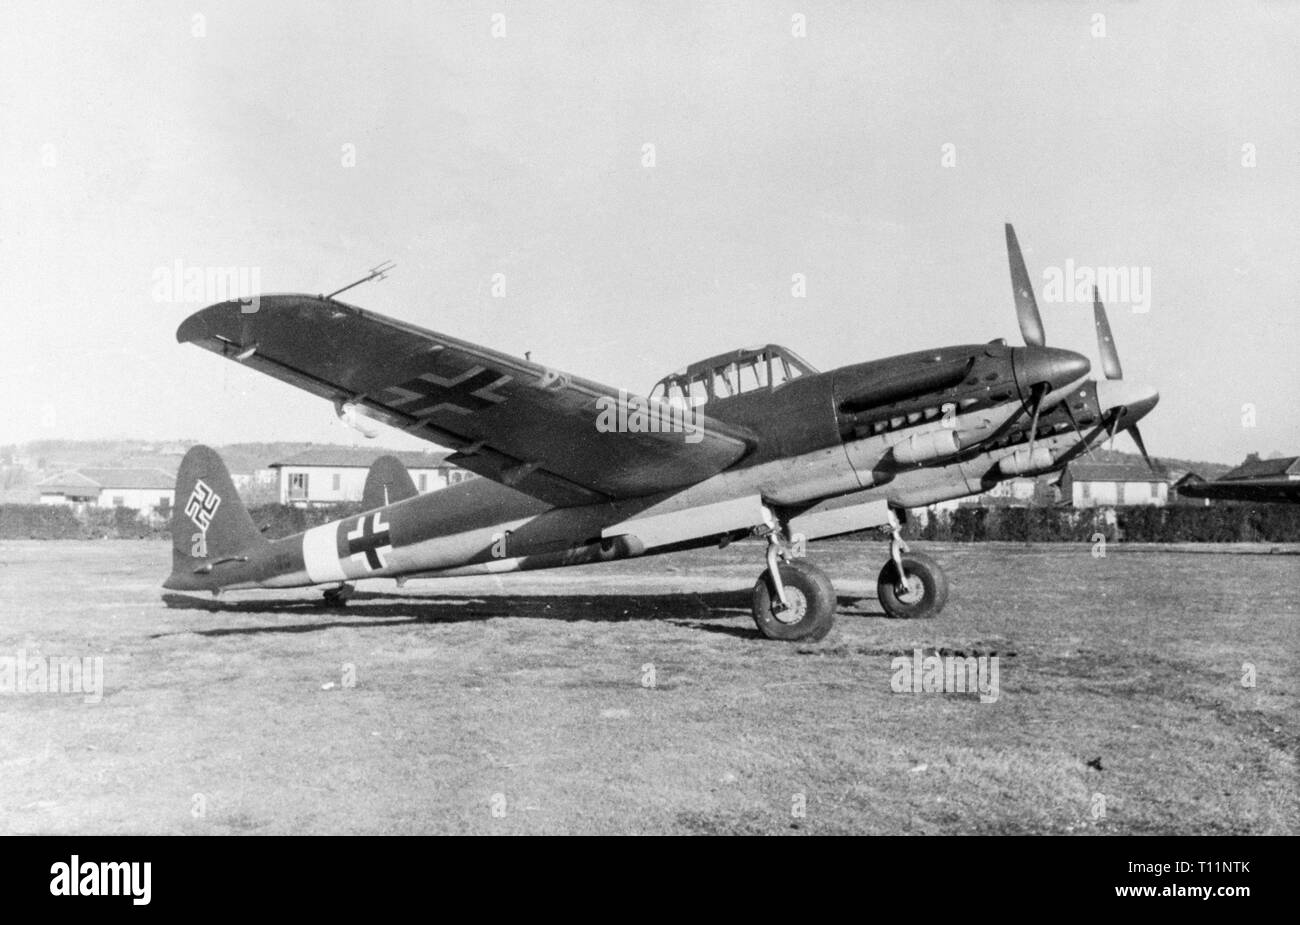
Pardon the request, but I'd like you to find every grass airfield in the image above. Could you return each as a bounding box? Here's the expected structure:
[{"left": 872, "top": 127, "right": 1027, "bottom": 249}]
[{"left": 1, "top": 538, "right": 1295, "bottom": 835}]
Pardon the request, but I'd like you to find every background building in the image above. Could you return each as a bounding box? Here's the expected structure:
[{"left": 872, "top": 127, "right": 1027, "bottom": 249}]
[
  {"left": 269, "top": 448, "right": 474, "bottom": 507},
  {"left": 1060, "top": 461, "right": 1169, "bottom": 508},
  {"left": 929, "top": 475, "right": 1058, "bottom": 514},
  {"left": 37, "top": 468, "right": 176, "bottom": 516},
  {"left": 1217, "top": 453, "right": 1299, "bottom": 485},
  {"left": 1169, "top": 471, "right": 1211, "bottom": 506}
]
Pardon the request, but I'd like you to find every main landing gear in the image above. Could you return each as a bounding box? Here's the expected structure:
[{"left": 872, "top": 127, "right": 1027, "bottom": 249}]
[
  {"left": 750, "top": 528, "right": 837, "bottom": 642},
  {"left": 748, "top": 509, "right": 949, "bottom": 640},
  {"left": 875, "top": 513, "right": 948, "bottom": 620}
]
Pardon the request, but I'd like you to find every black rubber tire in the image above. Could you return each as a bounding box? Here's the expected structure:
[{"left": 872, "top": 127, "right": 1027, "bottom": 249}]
[
  {"left": 751, "top": 559, "right": 837, "bottom": 641},
  {"left": 321, "top": 586, "right": 351, "bottom": 607},
  {"left": 877, "top": 551, "right": 948, "bottom": 619}
]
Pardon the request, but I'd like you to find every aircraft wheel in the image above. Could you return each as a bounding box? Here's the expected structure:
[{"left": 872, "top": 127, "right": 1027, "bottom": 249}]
[
  {"left": 322, "top": 584, "right": 353, "bottom": 607},
  {"left": 877, "top": 552, "right": 948, "bottom": 619},
  {"left": 751, "top": 559, "right": 836, "bottom": 641}
]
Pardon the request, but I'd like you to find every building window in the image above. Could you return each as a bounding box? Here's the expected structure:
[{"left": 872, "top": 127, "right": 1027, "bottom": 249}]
[
  {"left": 112, "top": 495, "right": 125, "bottom": 507},
  {"left": 288, "top": 472, "right": 308, "bottom": 500},
  {"left": 418, "top": 474, "right": 427, "bottom": 491},
  {"left": 1116, "top": 482, "right": 1126, "bottom": 505},
  {"left": 1150, "top": 482, "right": 1159, "bottom": 499},
  {"left": 158, "top": 497, "right": 171, "bottom": 516},
  {"left": 1081, "top": 482, "right": 1091, "bottom": 500},
  {"left": 332, "top": 473, "right": 341, "bottom": 491}
]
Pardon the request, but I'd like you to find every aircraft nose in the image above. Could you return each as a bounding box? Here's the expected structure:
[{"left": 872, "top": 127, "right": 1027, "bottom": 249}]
[
  {"left": 1095, "top": 380, "right": 1160, "bottom": 422},
  {"left": 1014, "top": 347, "right": 1091, "bottom": 397}
]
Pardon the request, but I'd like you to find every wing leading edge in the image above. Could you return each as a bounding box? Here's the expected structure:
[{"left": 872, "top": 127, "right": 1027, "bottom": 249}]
[{"left": 177, "top": 295, "right": 755, "bottom": 506}]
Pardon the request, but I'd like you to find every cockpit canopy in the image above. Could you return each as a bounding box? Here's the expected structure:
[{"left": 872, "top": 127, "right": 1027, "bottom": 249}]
[{"left": 649, "top": 345, "right": 818, "bottom": 406}]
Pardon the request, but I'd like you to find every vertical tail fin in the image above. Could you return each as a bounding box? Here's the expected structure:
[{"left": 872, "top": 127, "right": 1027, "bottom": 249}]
[
  {"left": 361, "top": 455, "right": 418, "bottom": 510},
  {"left": 166, "top": 445, "right": 267, "bottom": 587}
]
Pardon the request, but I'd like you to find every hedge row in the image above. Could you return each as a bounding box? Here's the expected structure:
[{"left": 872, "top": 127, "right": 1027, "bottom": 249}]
[
  {"left": 0, "top": 503, "right": 371, "bottom": 541},
  {"left": 5, "top": 501, "right": 1300, "bottom": 544},
  {"left": 0, "top": 504, "right": 167, "bottom": 540},
  {"left": 910, "top": 504, "right": 1300, "bottom": 543}
]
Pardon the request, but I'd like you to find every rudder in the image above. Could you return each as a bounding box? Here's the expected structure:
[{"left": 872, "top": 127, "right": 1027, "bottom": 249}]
[
  {"left": 167, "top": 445, "right": 267, "bottom": 585},
  {"left": 361, "top": 455, "right": 418, "bottom": 510}
]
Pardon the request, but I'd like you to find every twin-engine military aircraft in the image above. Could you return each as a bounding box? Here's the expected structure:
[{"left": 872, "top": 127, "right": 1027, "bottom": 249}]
[{"left": 166, "top": 225, "right": 1159, "bottom": 640}]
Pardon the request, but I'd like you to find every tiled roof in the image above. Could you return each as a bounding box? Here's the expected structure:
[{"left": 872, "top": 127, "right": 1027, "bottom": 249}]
[
  {"left": 270, "top": 448, "right": 454, "bottom": 469},
  {"left": 1219, "top": 454, "right": 1299, "bottom": 481},
  {"left": 80, "top": 468, "right": 175, "bottom": 489},
  {"left": 1066, "top": 461, "right": 1168, "bottom": 483},
  {"left": 38, "top": 468, "right": 175, "bottom": 491},
  {"left": 38, "top": 471, "right": 102, "bottom": 493}
]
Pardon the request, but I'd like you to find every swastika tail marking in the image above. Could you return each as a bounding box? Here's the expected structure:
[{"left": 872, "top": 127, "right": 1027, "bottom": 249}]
[{"left": 185, "top": 479, "right": 221, "bottom": 531}]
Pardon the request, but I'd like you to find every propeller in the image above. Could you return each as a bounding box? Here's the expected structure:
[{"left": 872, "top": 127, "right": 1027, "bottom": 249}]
[
  {"left": 1006, "top": 223, "right": 1069, "bottom": 469},
  {"left": 1093, "top": 286, "right": 1123, "bottom": 380},
  {"left": 1091, "top": 291, "right": 1160, "bottom": 473},
  {"left": 1129, "top": 422, "right": 1156, "bottom": 472},
  {"left": 1023, "top": 381, "right": 1047, "bottom": 463},
  {"left": 1059, "top": 399, "right": 1097, "bottom": 460},
  {"left": 1005, "top": 223, "right": 1046, "bottom": 347},
  {"left": 1001, "top": 224, "right": 1158, "bottom": 475}
]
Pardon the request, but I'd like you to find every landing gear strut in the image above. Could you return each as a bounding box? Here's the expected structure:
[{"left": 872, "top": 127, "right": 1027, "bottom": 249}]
[
  {"left": 876, "top": 510, "right": 948, "bottom": 619},
  {"left": 749, "top": 522, "right": 836, "bottom": 641}
]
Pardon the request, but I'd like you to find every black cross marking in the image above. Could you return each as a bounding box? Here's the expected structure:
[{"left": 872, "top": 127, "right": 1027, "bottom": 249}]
[
  {"left": 346, "top": 513, "right": 392, "bottom": 570},
  {"left": 383, "top": 367, "right": 511, "bottom": 417}
]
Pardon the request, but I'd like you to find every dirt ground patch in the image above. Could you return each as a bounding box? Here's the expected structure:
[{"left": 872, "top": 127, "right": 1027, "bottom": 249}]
[{"left": 1, "top": 539, "right": 1295, "bottom": 834}]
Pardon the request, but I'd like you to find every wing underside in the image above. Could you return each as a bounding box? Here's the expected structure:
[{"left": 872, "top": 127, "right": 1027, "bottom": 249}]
[{"left": 177, "top": 295, "right": 754, "bottom": 506}]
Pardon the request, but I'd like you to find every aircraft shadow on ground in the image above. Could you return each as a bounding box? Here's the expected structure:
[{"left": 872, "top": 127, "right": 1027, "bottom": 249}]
[{"left": 158, "top": 589, "right": 884, "bottom": 639}]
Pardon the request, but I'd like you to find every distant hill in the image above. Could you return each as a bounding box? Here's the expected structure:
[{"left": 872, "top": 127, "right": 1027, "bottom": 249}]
[
  {"left": 2, "top": 439, "right": 445, "bottom": 479},
  {"left": 7, "top": 436, "right": 1248, "bottom": 483},
  {"left": 1078, "top": 445, "right": 1234, "bottom": 481}
]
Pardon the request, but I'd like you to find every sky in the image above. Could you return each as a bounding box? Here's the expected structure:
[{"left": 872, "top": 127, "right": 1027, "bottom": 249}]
[{"left": 2, "top": 0, "right": 1297, "bottom": 464}]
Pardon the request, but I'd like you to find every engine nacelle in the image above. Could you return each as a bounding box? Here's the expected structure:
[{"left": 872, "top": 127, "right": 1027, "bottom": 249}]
[
  {"left": 891, "top": 428, "right": 961, "bottom": 466},
  {"left": 997, "top": 446, "right": 1054, "bottom": 476}
]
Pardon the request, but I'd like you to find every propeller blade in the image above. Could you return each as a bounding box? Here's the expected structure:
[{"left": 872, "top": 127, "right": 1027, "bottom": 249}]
[
  {"left": 1093, "top": 287, "right": 1123, "bottom": 380},
  {"left": 1061, "top": 400, "right": 1097, "bottom": 460},
  {"left": 1105, "top": 408, "right": 1122, "bottom": 448},
  {"left": 1129, "top": 423, "right": 1157, "bottom": 472},
  {"left": 1024, "top": 382, "right": 1045, "bottom": 459},
  {"left": 1006, "top": 223, "right": 1046, "bottom": 347}
]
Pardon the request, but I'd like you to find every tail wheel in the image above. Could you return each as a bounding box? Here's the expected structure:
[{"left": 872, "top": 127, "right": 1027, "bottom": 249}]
[
  {"left": 877, "top": 551, "right": 948, "bottom": 619},
  {"left": 751, "top": 559, "right": 837, "bottom": 641},
  {"left": 322, "top": 584, "right": 354, "bottom": 607}
]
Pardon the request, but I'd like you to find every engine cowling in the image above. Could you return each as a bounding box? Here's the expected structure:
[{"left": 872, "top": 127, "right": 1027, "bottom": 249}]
[
  {"left": 997, "top": 446, "right": 1054, "bottom": 476},
  {"left": 891, "top": 428, "right": 961, "bottom": 466}
]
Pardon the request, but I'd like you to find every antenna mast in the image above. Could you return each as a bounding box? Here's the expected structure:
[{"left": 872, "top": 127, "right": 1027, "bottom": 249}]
[{"left": 323, "top": 260, "right": 396, "bottom": 301}]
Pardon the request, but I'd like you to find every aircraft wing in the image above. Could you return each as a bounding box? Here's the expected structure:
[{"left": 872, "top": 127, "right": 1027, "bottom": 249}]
[
  {"left": 176, "top": 295, "right": 755, "bottom": 506},
  {"left": 1177, "top": 478, "right": 1300, "bottom": 504}
]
